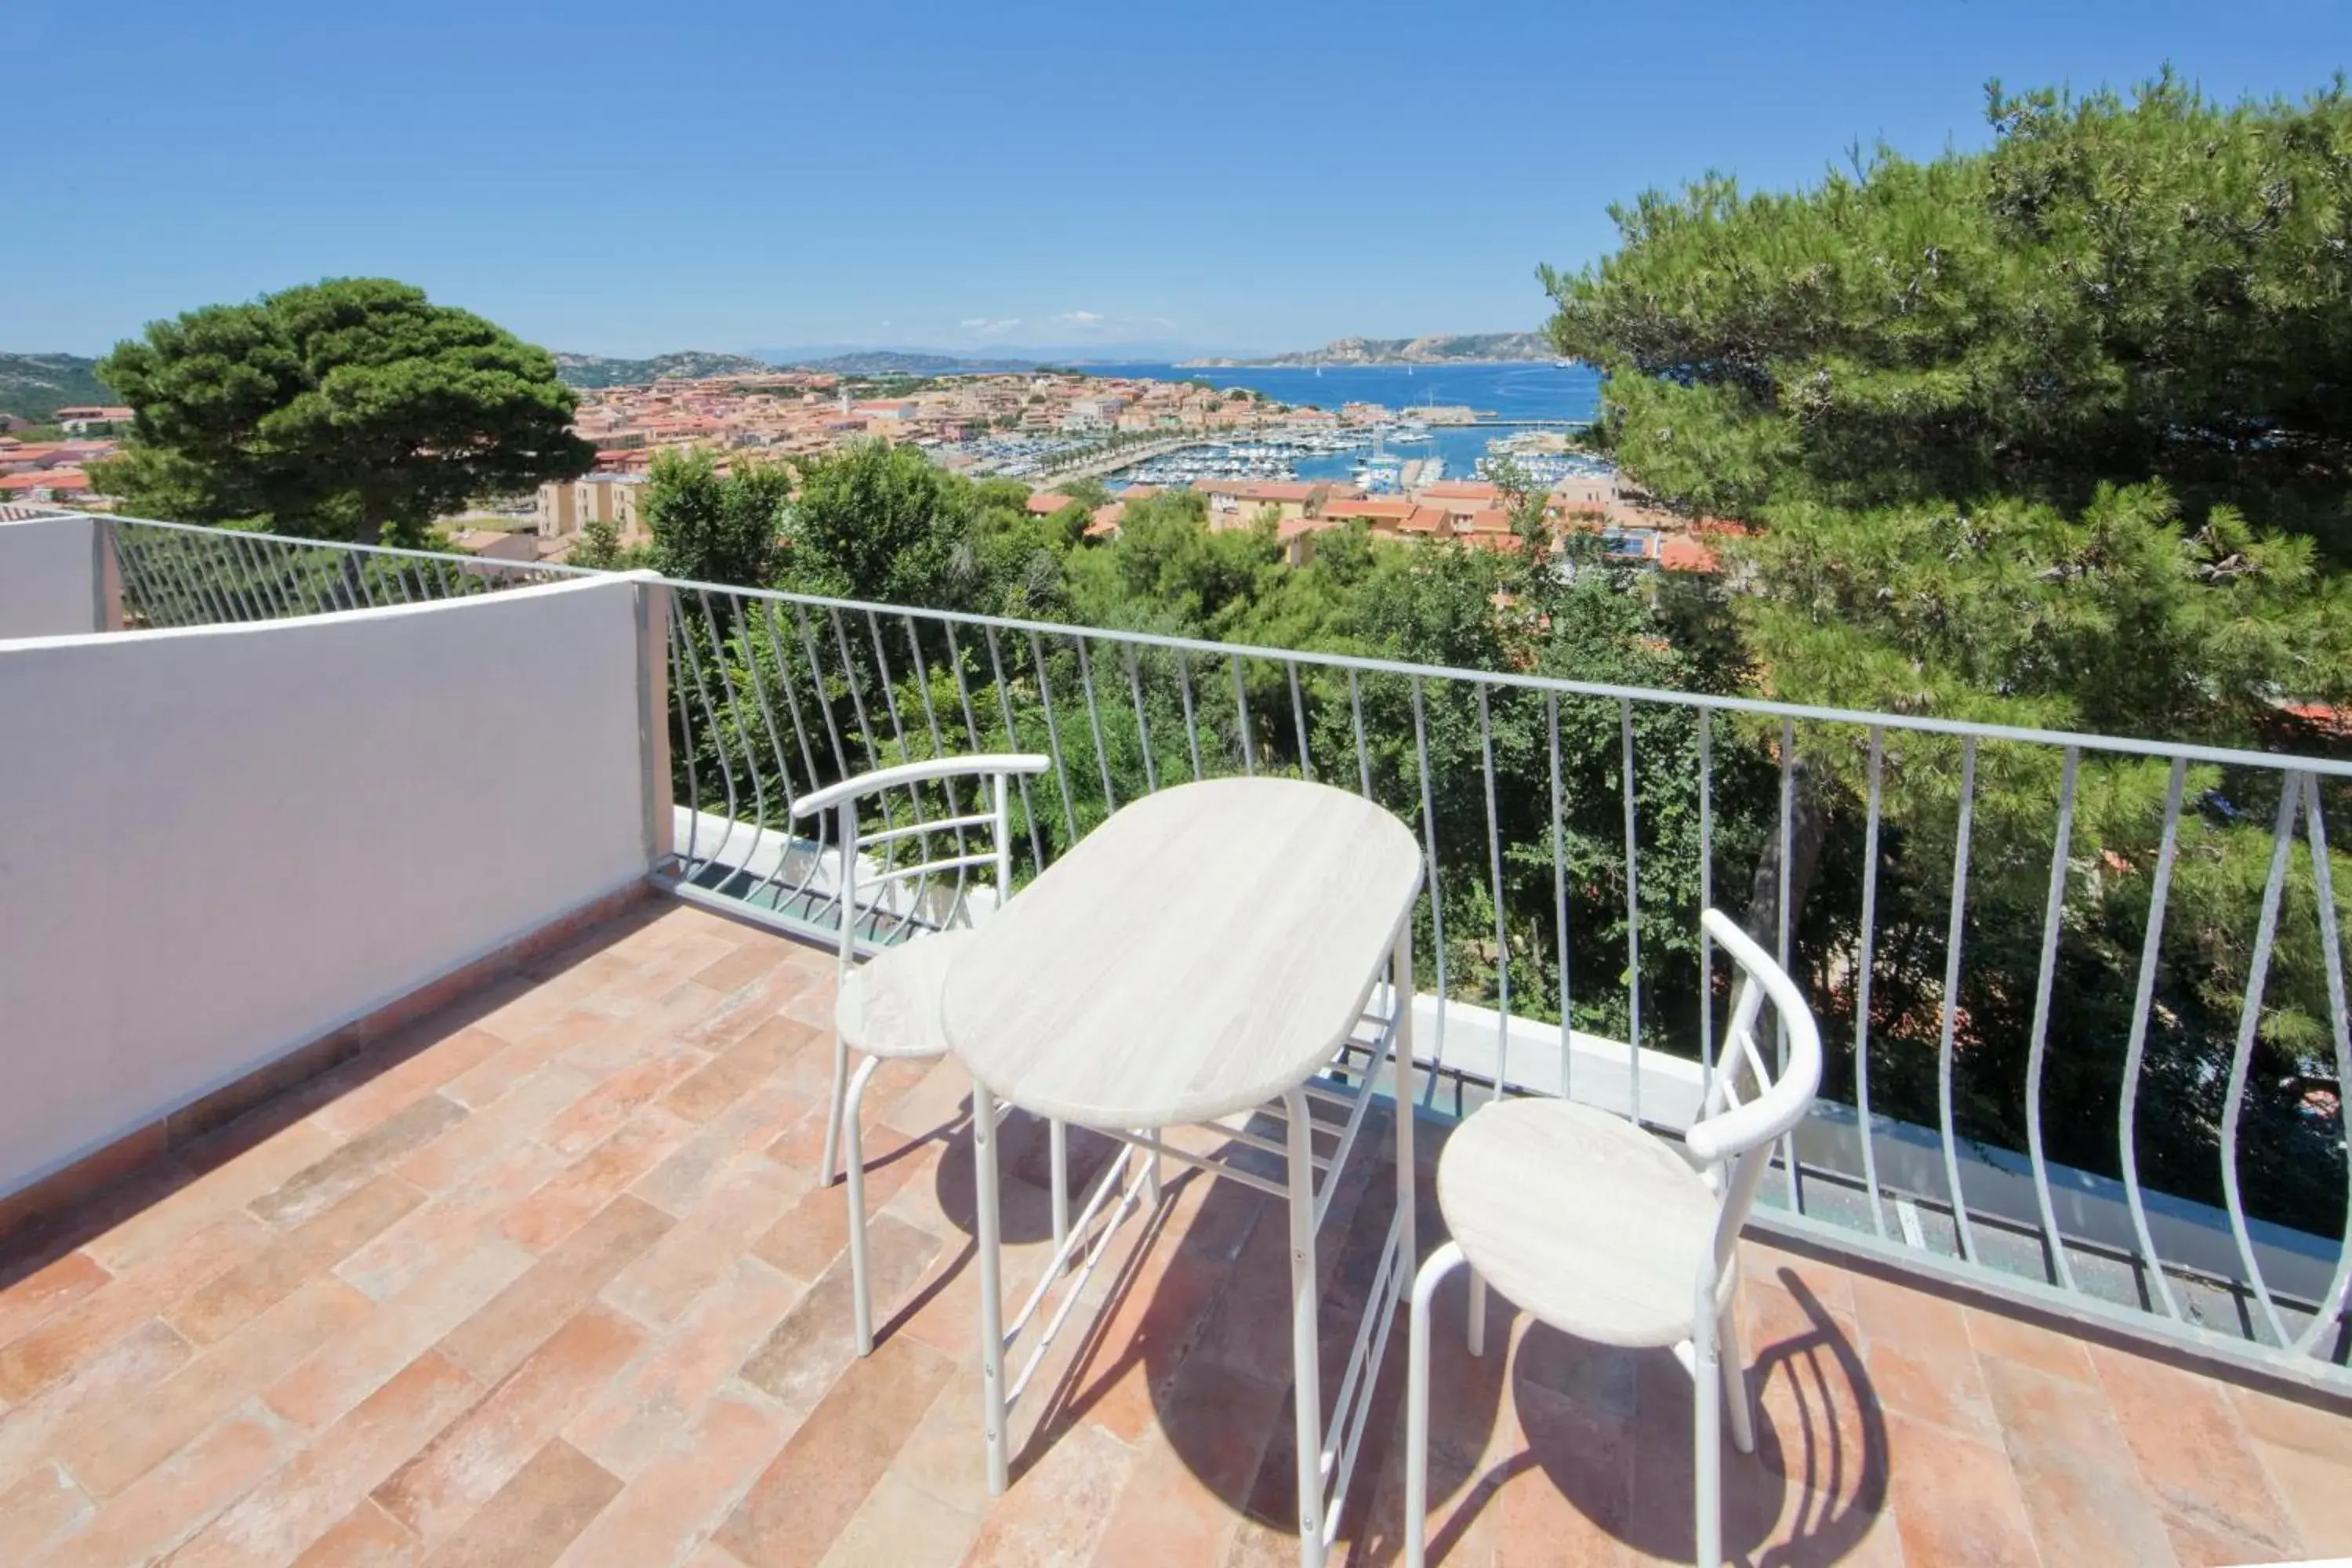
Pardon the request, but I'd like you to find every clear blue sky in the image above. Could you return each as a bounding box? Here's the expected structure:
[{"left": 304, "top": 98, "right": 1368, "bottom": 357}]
[{"left": 9, "top": 0, "right": 2347, "bottom": 359}]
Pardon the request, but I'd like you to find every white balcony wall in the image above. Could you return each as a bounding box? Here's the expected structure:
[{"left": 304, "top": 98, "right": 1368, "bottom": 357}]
[
  {"left": 0, "top": 514, "right": 103, "bottom": 637},
  {"left": 0, "top": 577, "right": 654, "bottom": 1200}
]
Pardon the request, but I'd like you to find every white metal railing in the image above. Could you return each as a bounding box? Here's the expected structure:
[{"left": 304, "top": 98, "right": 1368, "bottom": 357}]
[{"left": 95, "top": 511, "right": 2352, "bottom": 1388}]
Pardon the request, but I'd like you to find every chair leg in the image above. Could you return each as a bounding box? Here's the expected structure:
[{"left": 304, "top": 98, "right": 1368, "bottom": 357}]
[
  {"left": 1404, "top": 1240, "right": 1467, "bottom": 1568},
  {"left": 818, "top": 1029, "right": 851, "bottom": 1187},
  {"left": 1721, "top": 1290, "right": 1755, "bottom": 1456},
  {"left": 1693, "top": 1287, "right": 1723, "bottom": 1568},
  {"left": 1465, "top": 1269, "right": 1487, "bottom": 1358},
  {"left": 844, "top": 1054, "right": 883, "bottom": 1356}
]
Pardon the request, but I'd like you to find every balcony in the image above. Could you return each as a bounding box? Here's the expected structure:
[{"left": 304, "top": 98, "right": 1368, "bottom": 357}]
[{"left": 0, "top": 510, "right": 2347, "bottom": 1565}]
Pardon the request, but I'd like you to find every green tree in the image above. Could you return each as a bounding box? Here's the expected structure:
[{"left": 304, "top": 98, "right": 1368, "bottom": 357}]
[
  {"left": 643, "top": 448, "right": 790, "bottom": 586},
  {"left": 572, "top": 514, "right": 626, "bottom": 570},
  {"left": 94, "top": 278, "right": 592, "bottom": 545},
  {"left": 1058, "top": 477, "right": 1111, "bottom": 511},
  {"left": 786, "top": 439, "right": 983, "bottom": 608},
  {"left": 1543, "top": 73, "right": 2352, "bottom": 741},
  {"left": 1543, "top": 71, "right": 2352, "bottom": 1229}
]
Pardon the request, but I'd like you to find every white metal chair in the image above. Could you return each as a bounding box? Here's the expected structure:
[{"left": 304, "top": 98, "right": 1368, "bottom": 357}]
[
  {"left": 1403, "top": 908, "right": 1824, "bottom": 1568},
  {"left": 789, "top": 751, "right": 1053, "bottom": 1356}
]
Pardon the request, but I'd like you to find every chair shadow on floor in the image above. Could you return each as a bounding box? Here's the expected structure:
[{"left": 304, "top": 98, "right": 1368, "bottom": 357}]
[
  {"left": 864, "top": 1096, "right": 1890, "bottom": 1566},
  {"left": 1417, "top": 1268, "right": 1888, "bottom": 1566}
]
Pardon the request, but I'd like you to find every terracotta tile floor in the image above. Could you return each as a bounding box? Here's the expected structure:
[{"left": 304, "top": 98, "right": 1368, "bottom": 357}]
[{"left": 3, "top": 897, "right": 2348, "bottom": 1566}]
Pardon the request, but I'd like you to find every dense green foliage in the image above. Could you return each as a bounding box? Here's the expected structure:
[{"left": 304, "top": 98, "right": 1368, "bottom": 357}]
[
  {"left": 96, "top": 279, "right": 593, "bottom": 544},
  {"left": 642, "top": 448, "right": 791, "bottom": 586},
  {"left": 1544, "top": 72, "right": 2352, "bottom": 740},
  {"left": 1544, "top": 73, "right": 2352, "bottom": 1236}
]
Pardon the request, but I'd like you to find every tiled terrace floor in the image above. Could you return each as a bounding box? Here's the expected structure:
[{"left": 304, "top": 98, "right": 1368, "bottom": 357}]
[{"left": 2, "top": 898, "right": 2349, "bottom": 1566}]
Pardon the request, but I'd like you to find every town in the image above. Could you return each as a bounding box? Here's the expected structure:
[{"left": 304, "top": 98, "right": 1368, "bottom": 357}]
[
  {"left": 509, "top": 367, "right": 1719, "bottom": 573},
  {"left": 2, "top": 368, "right": 1725, "bottom": 572},
  {"left": 0, "top": 405, "right": 129, "bottom": 517}
]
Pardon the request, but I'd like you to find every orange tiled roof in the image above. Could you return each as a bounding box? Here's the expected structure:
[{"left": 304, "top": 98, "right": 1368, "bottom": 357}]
[
  {"left": 0, "top": 468, "right": 87, "bottom": 491},
  {"left": 1659, "top": 535, "right": 1722, "bottom": 572},
  {"left": 1323, "top": 498, "right": 1416, "bottom": 521}
]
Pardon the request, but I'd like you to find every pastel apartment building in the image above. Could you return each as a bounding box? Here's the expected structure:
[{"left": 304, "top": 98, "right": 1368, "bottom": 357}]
[
  {"left": 51, "top": 405, "right": 135, "bottom": 434},
  {"left": 535, "top": 472, "right": 648, "bottom": 546}
]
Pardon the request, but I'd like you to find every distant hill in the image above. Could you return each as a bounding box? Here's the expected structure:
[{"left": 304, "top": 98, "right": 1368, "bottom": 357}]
[
  {"left": 1181, "top": 332, "right": 1555, "bottom": 368},
  {"left": 769, "top": 350, "right": 1037, "bottom": 376},
  {"left": 0, "top": 353, "right": 111, "bottom": 423},
  {"left": 553, "top": 350, "right": 776, "bottom": 389}
]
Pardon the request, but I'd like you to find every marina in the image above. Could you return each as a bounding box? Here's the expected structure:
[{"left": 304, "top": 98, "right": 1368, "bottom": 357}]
[
  {"left": 1098, "top": 423, "right": 1611, "bottom": 492},
  {"left": 920, "top": 361, "right": 1617, "bottom": 495}
]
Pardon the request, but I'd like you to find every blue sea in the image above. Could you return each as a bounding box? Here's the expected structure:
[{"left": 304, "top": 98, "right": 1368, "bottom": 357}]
[{"left": 1077, "top": 360, "right": 1603, "bottom": 485}]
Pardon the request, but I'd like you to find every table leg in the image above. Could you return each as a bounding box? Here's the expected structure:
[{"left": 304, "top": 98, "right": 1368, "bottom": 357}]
[
  {"left": 1049, "top": 1120, "right": 1069, "bottom": 1255},
  {"left": 1284, "top": 1084, "right": 1325, "bottom": 1568},
  {"left": 975, "top": 1082, "right": 1008, "bottom": 1497}
]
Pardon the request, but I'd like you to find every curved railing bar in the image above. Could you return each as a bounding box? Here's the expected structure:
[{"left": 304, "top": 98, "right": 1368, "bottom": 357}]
[
  {"left": 2118, "top": 758, "right": 2190, "bottom": 1319},
  {"left": 1855, "top": 727, "right": 1889, "bottom": 1240},
  {"left": 2292, "top": 771, "right": 2352, "bottom": 1357},
  {"left": 1622, "top": 699, "right": 1644, "bottom": 1127},
  {"left": 2221, "top": 782, "right": 2303, "bottom": 1348},
  {"left": 1937, "top": 738, "right": 1982, "bottom": 1264},
  {"left": 1477, "top": 684, "right": 1512, "bottom": 1093},
  {"left": 2024, "top": 747, "right": 2082, "bottom": 1290}
]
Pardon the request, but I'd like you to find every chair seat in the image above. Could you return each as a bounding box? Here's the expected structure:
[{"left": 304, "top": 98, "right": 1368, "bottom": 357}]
[
  {"left": 835, "top": 929, "right": 973, "bottom": 1060},
  {"left": 1436, "top": 1096, "right": 1733, "bottom": 1348}
]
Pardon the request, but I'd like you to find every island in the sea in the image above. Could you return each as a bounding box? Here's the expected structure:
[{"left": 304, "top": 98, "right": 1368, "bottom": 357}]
[{"left": 1179, "top": 332, "right": 1555, "bottom": 368}]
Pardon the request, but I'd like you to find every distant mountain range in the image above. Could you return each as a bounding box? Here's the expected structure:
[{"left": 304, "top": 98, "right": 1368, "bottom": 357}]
[
  {"left": 764, "top": 350, "right": 1039, "bottom": 376},
  {"left": 1180, "top": 332, "right": 1555, "bottom": 368},
  {"left": 0, "top": 352, "right": 110, "bottom": 423},
  {"left": 750, "top": 342, "right": 1207, "bottom": 370},
  {"left": 551, "top": 350, "right": 777, "bottom": 389},
  {"left": 557, "top": 347, "right": 1046, "bottom": 385},
  {"left": 20, "top": 333, "right": 1566, "bottom": 412}
]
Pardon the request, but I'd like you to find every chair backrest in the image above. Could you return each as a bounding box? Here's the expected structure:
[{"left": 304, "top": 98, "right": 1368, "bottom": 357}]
[
  {"left": 1686, "top": 907, "right": 1824, "bottom": 1277},
  {"left": 788, "top": 754, "right": 1051, "bottom": 978}
]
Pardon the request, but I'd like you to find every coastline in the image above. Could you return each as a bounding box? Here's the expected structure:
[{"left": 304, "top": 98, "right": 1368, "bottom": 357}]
[{"left": 1173, "top": 355, "right": 1567, "bottom": 370}]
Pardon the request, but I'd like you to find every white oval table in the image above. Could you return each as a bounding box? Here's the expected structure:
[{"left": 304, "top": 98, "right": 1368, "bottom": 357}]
[{"left": 941, "top": 776, "right": 1424, "bottom": 1566}]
